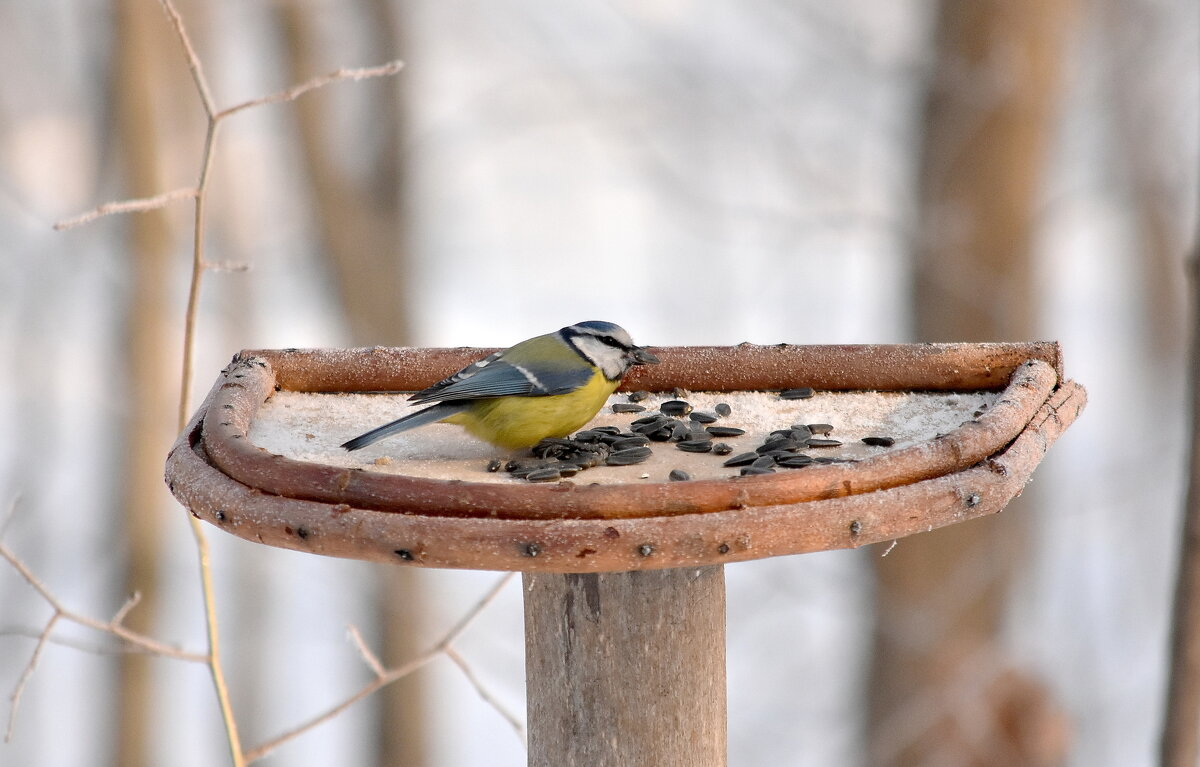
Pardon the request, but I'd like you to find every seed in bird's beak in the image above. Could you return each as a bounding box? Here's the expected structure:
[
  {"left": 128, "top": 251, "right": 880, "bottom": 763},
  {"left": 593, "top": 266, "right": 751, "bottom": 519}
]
[{"left": 632, "top": 347, "right": 660, "bottom": 365}]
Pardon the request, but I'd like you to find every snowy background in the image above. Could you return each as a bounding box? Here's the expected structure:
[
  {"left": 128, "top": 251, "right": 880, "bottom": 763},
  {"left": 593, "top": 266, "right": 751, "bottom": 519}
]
[{"left": 1, "top": 0, "right": 1197, "bottom": 765}]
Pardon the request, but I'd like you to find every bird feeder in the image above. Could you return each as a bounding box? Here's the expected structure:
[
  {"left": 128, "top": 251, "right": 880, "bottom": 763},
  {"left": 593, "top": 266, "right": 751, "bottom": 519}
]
[{"left": 165, "top": 342, "right": 1085, "bottom": 766}]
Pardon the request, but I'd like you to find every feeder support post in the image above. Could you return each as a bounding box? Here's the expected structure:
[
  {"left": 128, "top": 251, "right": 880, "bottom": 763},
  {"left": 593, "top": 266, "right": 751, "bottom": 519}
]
[{"left": 523, "top": 567, "right": 727, "bottom": 767}]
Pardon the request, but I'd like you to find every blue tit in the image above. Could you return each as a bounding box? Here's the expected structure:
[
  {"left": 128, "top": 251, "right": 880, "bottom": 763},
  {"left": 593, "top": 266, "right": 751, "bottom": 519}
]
[{"left": 341, "top": 321, "right": 659, "bottom": 451}]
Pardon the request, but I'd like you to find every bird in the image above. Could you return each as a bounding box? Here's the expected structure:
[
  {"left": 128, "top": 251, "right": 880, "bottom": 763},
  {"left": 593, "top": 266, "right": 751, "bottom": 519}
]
[{"left": 340, "top": 321, "right": 659, "bottom": 451}]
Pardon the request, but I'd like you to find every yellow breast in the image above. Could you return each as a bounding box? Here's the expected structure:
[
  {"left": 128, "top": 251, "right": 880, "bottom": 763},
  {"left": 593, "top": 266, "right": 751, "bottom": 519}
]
[{"left": 442, "top": 370, "right": 618, "bottom": 449}]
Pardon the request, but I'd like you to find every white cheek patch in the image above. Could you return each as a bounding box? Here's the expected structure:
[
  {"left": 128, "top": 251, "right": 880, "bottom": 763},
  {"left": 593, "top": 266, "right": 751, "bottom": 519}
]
[{"left": 571, "top": 335, "right": 626, "bottom": 380}]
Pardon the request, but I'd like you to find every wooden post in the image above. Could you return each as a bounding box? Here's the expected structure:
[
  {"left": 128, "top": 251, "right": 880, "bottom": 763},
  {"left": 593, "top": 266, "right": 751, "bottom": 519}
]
[{"left": 523, "top": 567, "right": 727, "bottom": 767}]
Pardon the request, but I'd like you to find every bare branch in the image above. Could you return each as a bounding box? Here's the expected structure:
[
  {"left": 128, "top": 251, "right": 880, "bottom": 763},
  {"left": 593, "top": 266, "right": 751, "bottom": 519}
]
[
  {"left": 52, "top": 187, "right": 198, "bottom": 231},
  {"left": 110, "top": 592, "right": 142, "bottom": 628},
  {"left": 217, "top": 60, "right": 404, "bottom": 121},
  {"left": 347, "top": 624, "right": 385, "bottom": 678},
  {"left": 156, "top": 0, "right": 217, "bottom": 117},
  {"left": 0, "top": 496, "right": 19, "bottom": 539},
  {"left": 245, "top": 574, "right": 516, "bottom": 763},
  {"left": 444, "top": 645, "right": 526, "bottom": 744},
  {"left": 0, "top": 541, "right": 206, "bottom": 663},
  {"left": 1, "top": 626, "right": 168, "bottom": 656},
  {"left": 434, "top": 573, "right": 516, "bottom": 651},
  {"left": 6, "top": 614, "right": 59, "bottom": 742}
]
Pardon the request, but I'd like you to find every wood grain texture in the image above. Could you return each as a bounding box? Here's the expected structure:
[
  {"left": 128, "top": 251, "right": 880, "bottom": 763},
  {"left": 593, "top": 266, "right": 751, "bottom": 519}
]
[{"left": 524, "top": 568, "right": 727, "bottom": 767}]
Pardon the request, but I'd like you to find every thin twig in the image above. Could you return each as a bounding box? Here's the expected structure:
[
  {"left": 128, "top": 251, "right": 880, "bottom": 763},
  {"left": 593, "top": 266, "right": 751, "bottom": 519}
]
[
  {"left": 155, "top": 0, "right": 216, "bottom": 117},
  {"left": 52, "top": 187, "right": 197, "bottom": 231},
  {"left": 347, "top": 624, "right": 386, "bottom": 678},
  {"left": 245, "top": 574, "right": 516, "bottom": 763},
  {"left": 43, "top": 0, "right": 407, "bottom": 762},
  {"left": 111, "top": 592, "right": 143, "bottom": 628},
  {"left": 444, "top": 645, "right": 526, "bottom": 744},
  {"left": 217, "top": 60, "right": 404, "bottom": 121},
  {"left": 0, "top": 627, "right": 171, "bottom": 656},
  {"left": 433, "top": 573, "right": 516, "bottom": 651},
  {"left": 0, "top": 542, "right": 206, "bottom": 663},
  {"left": 0, "top": 496, "right": 18, "bottom": 539},
  {"left": 6, "top": 613, "right": 59, "bottom": 742}
]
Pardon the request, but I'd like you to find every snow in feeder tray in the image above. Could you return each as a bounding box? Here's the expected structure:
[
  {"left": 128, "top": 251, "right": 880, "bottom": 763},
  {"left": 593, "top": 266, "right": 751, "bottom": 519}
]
[{"left": 248, "top": 389, "right": 998, "bottom": 485}]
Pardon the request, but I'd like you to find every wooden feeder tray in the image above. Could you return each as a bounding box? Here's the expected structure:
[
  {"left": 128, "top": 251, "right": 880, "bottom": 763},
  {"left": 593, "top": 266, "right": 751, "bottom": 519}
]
[{"left": 166, "top": 343, "right": 1086, "bottom": 573}]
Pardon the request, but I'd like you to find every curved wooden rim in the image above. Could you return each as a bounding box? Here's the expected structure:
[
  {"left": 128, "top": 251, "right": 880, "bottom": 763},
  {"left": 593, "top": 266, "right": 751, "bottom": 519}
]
[
  {"left": 198, "top": 345, "right": 1060, "bottom": 519},
  {"left": 166, "top": 377, "right": 1086, "bottom": 572}
]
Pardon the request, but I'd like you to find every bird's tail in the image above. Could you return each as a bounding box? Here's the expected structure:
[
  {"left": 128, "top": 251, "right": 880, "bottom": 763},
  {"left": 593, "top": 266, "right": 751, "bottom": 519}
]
[{"left": 340, "top": 402, "right": 470, "bottom": 451}]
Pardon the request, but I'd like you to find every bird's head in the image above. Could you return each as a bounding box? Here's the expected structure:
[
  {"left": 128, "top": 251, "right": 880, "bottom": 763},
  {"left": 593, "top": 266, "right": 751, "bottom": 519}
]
[{"left": 562, "top": 321, "right": 659, "bottom": 381}]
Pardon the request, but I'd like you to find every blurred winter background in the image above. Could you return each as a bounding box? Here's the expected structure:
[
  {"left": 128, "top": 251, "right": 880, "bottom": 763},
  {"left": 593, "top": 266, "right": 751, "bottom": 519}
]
[{"left": 1, "top": 0, "right": 1197, "bottom": 765}]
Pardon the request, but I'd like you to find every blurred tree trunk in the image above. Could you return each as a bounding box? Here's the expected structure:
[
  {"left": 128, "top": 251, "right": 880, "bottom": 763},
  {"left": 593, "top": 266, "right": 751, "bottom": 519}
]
[
  {"left": 869, "top": 2, "right": 1075, "bottom": 765},
  {"left": 1100, "top": 0, "right": 1190, "bottom": 362},
  {"left": 275, "top": 4, "right": 425, "bottom": 766},
  {"left": 112, "top": 0, "right": 178, "bottom": 764}
]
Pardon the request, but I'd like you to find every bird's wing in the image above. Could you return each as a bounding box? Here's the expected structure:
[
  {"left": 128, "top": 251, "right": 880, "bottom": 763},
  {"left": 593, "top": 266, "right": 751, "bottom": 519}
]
[
  {"left": 409, "top": 350, "right": 505, "bottom": 402},
  {"left": 408, "top": 358, "right": 591, "bottom": 404}
]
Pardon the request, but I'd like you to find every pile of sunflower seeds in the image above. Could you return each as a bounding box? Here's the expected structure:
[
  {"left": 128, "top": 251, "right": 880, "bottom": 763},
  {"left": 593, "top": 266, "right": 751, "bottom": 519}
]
[{"left": 495, "top": 390, "right": 897, "bottom": 483}]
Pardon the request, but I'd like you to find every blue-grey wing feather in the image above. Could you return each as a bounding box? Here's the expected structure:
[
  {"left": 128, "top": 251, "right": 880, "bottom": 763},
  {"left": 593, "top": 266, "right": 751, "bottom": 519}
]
[
  {"left": 409, "top": 350, "right": 505, "bottom": 402},
  {"left": 409, "top": 361, "right": 590, "bottom": 404}
]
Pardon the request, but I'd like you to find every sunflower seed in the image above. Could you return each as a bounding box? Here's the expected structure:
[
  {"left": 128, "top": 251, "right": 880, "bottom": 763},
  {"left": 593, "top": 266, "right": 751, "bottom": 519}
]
[
  {"left": 669, "top": 469, "right": 691, "bottom": 482},
  {"left": 688, "top": 412, "right": 718, "bottom": 424},
  {"left": 660, "top": 400, "right": 693, "bottom": 416},
  {"left": 572, "top": 430, "right": 605, "bottom": 443},
  {"left": 510, "top": 462, "right": 553, "bottom": 478},
  {"left": 676, "top": 440, "right": 714, "bottom": 453},
  {"left": 647, "top": 427, "right": 675, "bottom": 442},
  {"left": 757, "top": 438, "right": 801, "bottom": 454},
  {"left": 807, "top": 423, "right": 834, "bottom": 435},
  {"left": 741, "top": 466, "right": 776, "bottom": 476},
  {"left": 669, "top": 421, "right": 691, "bottom": 441},
  {"left": 712, "top": 442, "right": 734, "bottom": 455},
  {"left": 806, "top": 438, "right": 842, "bottom": 448},
  {"left": 592, "top": 426, "right": 623, "bottom": 436},
  {"left": 628, "top": 390, "right": 651, "bottom": 402},
  {"left": 706, "top": 426, "right": 746, "bottom": 438},
  {"left": 632, "top": 421, "right": 669, "bottom": 436},
  {"left": 722, "top": 452, "right": 759, "bottom": 467},
  {"left": 751, "top": 455, "right": 777, "bottom": 469},
  {"left": 672, "top": 387, "right": 690, "bottom": 398},
  {"left": 715, "top": 403, "right": 732, "bottom": 417},
  {"left": 612, "top": 403, "right": 646, "bottom": 414},
  {"left": 525, "top": 467, "right": 562, "bottom": 482},
  {"left": 607, "top": 447, "right": 653, "bottom": 466},
  {"left": 861, "top": 436, "right": 895, "bottom": 447},
  {"left": 632, "top": 414, "right": 666, "bottom": 426},
  {"left": 780, "top": 387, "right": 815, "bottom": 400},
  {"left": 776, "top": 454, "right": 815, "bottom": 468},
  {"left": 612, "top": 435, "right": 651, "bottom": 450},
  {"left": 506, "top": 459, "right": 541, "bottom": 474},
  {"left": 486, "top": 459, "right": 503, "bottom": 472}
]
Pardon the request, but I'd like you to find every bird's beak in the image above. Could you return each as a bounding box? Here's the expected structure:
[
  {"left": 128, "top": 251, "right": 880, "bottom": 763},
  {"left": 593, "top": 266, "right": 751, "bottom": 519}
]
[{"left": 631, "top": 347, "right": 660, "bottom": 365}]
